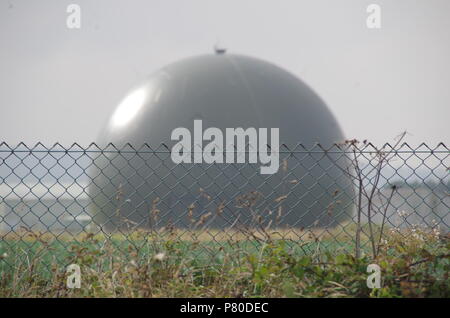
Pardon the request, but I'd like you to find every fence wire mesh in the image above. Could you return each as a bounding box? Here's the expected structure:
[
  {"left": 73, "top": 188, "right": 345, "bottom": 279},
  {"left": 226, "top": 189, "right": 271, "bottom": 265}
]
[{"left": 0, "top": 142, "right": 448, "bottom": 274}]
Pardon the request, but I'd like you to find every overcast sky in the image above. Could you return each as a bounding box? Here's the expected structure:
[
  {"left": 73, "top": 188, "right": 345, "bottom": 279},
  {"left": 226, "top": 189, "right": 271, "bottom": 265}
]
[{"left": 0, "top": 0, "right": 449, "bottom": 147}]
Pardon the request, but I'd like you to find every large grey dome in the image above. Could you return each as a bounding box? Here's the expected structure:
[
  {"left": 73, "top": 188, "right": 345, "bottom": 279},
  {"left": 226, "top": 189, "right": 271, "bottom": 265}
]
[
  {"left": 98, "top": 54, "right": 344, "bottom": 147},
  {"left": 89, "top": 54, "right": 353, "bottom": 231}
]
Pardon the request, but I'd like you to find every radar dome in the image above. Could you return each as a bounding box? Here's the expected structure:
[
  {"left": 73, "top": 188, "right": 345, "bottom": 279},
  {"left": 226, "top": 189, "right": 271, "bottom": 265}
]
[{"left": 89, "top": 54, "right": 353, "bottom": 231}]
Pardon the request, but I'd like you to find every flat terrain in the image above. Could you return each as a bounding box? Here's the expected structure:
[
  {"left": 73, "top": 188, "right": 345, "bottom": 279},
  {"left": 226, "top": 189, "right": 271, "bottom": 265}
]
[{"left": 0, "top": 225, "right": 448, "bottom": 297}]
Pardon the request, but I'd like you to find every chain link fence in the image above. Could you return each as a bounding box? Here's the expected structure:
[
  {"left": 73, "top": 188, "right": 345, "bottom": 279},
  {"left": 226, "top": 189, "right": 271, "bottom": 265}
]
[{"left": 0, "top": 142, "right": 448, "bottom": 273}]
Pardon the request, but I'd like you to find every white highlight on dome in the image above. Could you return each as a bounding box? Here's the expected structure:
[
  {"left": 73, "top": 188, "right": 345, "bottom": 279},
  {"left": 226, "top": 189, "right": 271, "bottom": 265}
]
[{"left": 111, "top": 88, "right": 148, "bottom": 127}]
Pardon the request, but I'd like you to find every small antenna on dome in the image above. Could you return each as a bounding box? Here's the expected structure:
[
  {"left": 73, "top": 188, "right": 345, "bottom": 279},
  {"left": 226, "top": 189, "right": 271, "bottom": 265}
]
[{"left": 214, "top": 41, "right": 227, "bottom": 55}]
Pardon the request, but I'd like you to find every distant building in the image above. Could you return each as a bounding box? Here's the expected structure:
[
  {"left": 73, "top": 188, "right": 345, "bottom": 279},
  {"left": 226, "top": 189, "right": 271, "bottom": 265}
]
[
  {"left": 0, "top": 183, "right": 90, "bottom": 233},
  {"left": 360, "top": 186, "right": 449, "bottom": 233}
]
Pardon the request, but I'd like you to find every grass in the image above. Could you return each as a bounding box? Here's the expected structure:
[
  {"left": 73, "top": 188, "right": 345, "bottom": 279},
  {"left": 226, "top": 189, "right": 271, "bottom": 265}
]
[{"left": 0, "top": 223, "right": 448, "bottom": 297}]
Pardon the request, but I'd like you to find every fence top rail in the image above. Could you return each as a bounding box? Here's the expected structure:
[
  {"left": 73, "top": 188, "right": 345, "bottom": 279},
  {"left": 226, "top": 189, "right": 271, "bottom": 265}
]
[
  {"left": 0, "top": 150, "right": 448, "bottom": 155},
  {"left": 0, "top": 142, "right": 448, "bottom": 154}
]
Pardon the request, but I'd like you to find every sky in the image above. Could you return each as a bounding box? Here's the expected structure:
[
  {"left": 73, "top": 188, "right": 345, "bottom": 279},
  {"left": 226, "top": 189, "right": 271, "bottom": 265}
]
[{"left": 0, "top": 0, "right": 449, "bottom": 147}]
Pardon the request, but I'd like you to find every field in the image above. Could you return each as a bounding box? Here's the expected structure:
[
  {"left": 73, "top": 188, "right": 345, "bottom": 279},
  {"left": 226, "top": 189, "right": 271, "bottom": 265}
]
[{"left": 0, "top": 223, "right": 448, "bottom": 297}]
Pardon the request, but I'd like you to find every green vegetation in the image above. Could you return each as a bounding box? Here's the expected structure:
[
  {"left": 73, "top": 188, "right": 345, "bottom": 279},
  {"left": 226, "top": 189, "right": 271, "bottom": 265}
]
[{"left": 0, "top": 224, "right": 448, "bottom": 297}]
